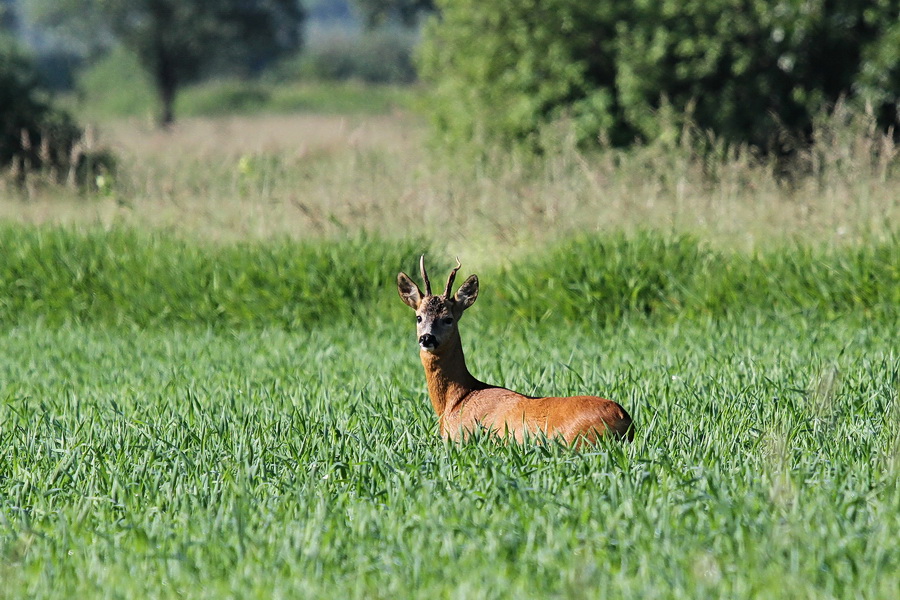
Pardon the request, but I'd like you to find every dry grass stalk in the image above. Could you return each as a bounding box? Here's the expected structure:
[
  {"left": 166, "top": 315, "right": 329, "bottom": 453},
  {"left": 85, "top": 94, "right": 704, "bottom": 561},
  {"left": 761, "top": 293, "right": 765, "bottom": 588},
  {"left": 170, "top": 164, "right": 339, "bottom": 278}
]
[{"left": 1, "top": 111, "right": 897, "bottom": 253}]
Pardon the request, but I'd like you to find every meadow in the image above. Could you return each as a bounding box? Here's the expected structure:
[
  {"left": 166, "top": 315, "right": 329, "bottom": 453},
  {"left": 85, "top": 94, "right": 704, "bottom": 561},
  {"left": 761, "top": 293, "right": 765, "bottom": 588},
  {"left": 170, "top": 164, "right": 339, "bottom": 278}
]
[{"left": 1, "top": 93, "right": 899, "bottom": 597}]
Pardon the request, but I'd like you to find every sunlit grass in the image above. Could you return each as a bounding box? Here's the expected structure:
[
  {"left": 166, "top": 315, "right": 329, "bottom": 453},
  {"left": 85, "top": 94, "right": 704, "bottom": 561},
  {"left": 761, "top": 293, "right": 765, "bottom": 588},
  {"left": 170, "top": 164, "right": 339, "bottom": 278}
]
[
  {"left": 1, "top": 90, "right": 898, "bottom": 597},
  {"left": 0, "top": 228, "right": 896, "bottom": 596},
  {"left": 1, "top": 307, "right": 897, "bottom": 598},
  {"left": 0, "top": 227, "right": 894, "bottom": 328}
]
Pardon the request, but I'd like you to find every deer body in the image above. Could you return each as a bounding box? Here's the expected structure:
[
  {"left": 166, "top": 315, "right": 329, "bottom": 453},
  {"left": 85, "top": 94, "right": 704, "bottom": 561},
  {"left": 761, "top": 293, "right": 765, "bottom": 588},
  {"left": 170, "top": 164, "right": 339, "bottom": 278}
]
[{"left": 398, "top": 257, "right": 633, "bottom": 445}]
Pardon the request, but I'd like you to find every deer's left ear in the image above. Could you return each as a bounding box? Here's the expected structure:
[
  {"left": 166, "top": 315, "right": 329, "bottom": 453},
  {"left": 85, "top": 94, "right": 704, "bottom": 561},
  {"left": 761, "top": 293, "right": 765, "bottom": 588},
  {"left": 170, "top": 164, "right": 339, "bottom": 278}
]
[
  {"left": 397, "top": 272, "right": 423, "bottom": 310},
  {"left": 454, "top": 275, "right": 478, "bottom": 310}
]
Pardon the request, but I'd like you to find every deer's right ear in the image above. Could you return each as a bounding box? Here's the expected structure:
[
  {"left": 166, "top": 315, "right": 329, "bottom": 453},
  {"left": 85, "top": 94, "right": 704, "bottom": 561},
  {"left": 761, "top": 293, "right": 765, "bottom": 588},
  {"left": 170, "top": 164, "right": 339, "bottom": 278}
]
[{"left": 397, "top": 272, "right": 423, "bottom": 310}]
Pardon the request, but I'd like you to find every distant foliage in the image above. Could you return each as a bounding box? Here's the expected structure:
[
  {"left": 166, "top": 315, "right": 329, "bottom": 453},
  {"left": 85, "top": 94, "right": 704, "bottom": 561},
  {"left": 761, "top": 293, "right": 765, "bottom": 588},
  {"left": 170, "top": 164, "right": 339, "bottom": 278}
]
[
  {"left": 273, "top": 29, "right": 418, "bottom": 84},
  {"left": 419, "top": 0, "right": 900, "bottom": 151},
  {"left": 74, "top": 46, "right": 154, "bottom": 119},
  {"left": 0, "top": 0, "right": 17, "bottom": 32},
  {"left": 73, "top": 47, "right": 410, "bottom": 119},
  {"left": 354, "top": 0, "right": 435, "bottom": 27},
  {"left": 33, "top": 0, "right": 306, "bottom": 126},
  {"left": 0, "top": 37, "right": 105, "bottom": 185}
]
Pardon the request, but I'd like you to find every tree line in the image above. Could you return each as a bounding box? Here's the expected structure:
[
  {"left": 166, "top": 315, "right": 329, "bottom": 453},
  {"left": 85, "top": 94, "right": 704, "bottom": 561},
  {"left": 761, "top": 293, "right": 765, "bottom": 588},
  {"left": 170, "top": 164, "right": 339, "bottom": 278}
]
[
  {"left": 2, "top": 0, "right": 306, "bottom": 181},
  {"left": 3, "top": 0, "right": 899, "bottom": 179}
]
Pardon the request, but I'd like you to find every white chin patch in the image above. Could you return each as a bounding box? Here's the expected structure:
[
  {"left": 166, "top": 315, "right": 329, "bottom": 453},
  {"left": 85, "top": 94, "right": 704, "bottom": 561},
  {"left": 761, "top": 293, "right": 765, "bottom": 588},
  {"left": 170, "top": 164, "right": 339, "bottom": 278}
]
[{"left": 419, "top": 344, "right": 437, "bottom": 352}]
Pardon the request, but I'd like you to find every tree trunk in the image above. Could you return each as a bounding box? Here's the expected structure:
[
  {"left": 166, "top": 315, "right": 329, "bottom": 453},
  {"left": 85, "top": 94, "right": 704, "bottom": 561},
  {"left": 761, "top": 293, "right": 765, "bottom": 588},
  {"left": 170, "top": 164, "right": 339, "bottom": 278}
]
[
  {"left": 158, "top": 81, "right": 175, "bottom": 128},
  {"left": 154, "top": 49, "right": 178, "bottom": 128}
]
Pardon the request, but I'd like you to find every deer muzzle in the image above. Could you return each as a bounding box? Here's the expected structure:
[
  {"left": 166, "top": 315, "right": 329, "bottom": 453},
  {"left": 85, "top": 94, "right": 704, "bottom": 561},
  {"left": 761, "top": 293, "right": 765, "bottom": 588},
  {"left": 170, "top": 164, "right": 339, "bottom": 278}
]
[{"left": 418, "top": 333, "right": 438, "bottom": 350}]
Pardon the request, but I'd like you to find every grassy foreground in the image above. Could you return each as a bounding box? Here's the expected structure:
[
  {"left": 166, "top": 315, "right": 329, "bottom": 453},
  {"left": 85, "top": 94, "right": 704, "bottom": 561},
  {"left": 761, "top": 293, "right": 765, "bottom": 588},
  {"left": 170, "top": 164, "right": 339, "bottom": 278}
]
[{"left": 0, "top": 228, "right": 898, "bottom": 598}]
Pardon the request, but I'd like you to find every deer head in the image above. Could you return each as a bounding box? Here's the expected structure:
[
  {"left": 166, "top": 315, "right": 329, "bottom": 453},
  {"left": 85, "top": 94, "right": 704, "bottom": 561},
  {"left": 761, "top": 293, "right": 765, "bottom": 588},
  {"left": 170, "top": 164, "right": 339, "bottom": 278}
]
[{"left": 397, "top": 256, "right": 478, "bottom": 353}]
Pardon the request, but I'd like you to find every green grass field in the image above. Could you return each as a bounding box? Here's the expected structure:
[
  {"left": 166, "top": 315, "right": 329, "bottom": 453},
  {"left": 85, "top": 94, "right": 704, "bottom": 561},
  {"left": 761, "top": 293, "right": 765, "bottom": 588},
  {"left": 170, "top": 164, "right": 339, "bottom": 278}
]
[
  {"left": 1, "top": 228, "right": 898, "bottom": 598},
  {"left": 2, "top": 79, "right": 899, "bottom": 597}
]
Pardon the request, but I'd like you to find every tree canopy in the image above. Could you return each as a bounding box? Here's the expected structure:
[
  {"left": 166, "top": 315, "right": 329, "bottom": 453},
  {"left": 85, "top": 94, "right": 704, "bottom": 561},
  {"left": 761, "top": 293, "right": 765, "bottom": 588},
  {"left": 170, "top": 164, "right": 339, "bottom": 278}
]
[
  {"left": 418, "top": 0, "right": 900, "bottom": 152},
  {"left": 33, "top": 0, "right": 306, "bottom": 126},
  {"left": 0, "top": 35, "right": 83, "bottom": 180},
  {"left": 353, "top": 0, "right": 434, "bottom": 28},
  {"left": 1, "top": 0, "right": 18, "bottom": 33}
]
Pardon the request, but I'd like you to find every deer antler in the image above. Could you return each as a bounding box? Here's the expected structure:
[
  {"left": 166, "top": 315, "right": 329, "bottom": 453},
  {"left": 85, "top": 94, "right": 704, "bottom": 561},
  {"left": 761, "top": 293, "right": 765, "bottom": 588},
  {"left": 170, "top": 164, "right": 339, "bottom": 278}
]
[
  {"left": 444, "top": 257, "right": 462, "bottom": 298},
  {"left": 419, "top": 254, "right": 432, "bottom": 296}
]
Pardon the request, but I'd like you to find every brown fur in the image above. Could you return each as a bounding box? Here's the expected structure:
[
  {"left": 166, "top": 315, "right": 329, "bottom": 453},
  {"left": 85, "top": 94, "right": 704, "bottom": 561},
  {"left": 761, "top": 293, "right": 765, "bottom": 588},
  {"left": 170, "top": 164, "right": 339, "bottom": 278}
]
[{"left": 398, "top": 258, "right": 633, "bottom": 446}]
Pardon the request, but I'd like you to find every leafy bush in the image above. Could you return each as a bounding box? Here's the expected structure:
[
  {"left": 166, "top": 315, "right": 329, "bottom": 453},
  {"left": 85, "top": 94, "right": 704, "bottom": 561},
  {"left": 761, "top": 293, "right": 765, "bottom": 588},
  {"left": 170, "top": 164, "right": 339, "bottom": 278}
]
[
  {"left": 177, "top": 79, "right": 272, "bottom": 116},
  {"left": 418, "top": 0, "right": 900, "bottom": 151},
  {"left": 418, "top": 0, "right": 619, "bottom": 149},
  {"left": 0, "top": 37, "right": 84, "bottom": 182},
  {"left": 856, "top": 19, "right": 900, "bottom": 127},
  {"left": 615, "top": 0, "right": 900, "bottom": 151}
]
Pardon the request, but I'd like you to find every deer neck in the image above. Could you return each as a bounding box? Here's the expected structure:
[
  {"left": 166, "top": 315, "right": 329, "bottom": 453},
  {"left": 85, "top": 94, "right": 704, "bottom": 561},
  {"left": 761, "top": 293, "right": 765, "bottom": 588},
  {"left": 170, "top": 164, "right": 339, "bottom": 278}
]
[{"left": 419, "top": 332, "right": 484, "bottom": 417}]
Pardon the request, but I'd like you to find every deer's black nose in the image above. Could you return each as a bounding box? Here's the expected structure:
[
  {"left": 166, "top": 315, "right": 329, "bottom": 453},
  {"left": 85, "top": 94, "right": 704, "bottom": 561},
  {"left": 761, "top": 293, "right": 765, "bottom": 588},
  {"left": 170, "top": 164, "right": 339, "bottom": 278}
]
[{"left": 419, "top": 333, "right": 437, "bottom": 348}]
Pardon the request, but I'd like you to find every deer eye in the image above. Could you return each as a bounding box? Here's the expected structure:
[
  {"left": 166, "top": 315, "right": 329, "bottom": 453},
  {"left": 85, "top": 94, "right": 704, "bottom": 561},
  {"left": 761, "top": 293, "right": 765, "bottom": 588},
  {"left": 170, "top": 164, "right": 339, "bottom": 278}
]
[
  {"left": 443, "top": 317, "right": 454, "bottom": 325},
  {"left": 416, "top": 315, "right": 422, "bottom": 323}
]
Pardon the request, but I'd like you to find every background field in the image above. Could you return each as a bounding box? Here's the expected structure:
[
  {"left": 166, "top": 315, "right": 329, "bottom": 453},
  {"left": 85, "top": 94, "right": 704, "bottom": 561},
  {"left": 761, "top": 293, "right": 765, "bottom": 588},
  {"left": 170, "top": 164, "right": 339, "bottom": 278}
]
[
  {"left": 5, "top": 101, "right": 898, "bottom": 251},
  {"left": 1, "top": 70, "right": 900, "bottom": 598}
]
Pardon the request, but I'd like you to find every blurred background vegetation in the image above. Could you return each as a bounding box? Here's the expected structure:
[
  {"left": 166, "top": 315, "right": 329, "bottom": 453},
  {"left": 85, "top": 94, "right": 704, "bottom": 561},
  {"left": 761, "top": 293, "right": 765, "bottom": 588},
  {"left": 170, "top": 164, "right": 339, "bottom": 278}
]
[
  {"left": 4, "top": 0, "right": 898, "bottom": 142},
  {"left": 0, "top": 0, "right": 425, "bottom": 186},
  {"left": 419, "top": 0, "right": 900, "bottom": 152},
  {"left": 0, "top": 0, "right": 897, "bottom": 247}
]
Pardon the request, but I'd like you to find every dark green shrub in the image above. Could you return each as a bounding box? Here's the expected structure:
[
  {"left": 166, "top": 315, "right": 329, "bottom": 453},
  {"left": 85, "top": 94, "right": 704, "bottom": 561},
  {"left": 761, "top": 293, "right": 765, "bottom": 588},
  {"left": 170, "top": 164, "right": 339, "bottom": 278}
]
[
  {"left": 1, "top": 37, "right": 116, "bottom": 189},
  {"left": 856, "top": 19, "right": 900, "bottom": 128},
  {"left": 0, "top": 37, "right": 83, "bottom": 182},
  {"left": 615, "top": 0, "right": 900, "bottom": 151},
  {"left": 419, "top": 0, "right": 900, "bottom": 152}
]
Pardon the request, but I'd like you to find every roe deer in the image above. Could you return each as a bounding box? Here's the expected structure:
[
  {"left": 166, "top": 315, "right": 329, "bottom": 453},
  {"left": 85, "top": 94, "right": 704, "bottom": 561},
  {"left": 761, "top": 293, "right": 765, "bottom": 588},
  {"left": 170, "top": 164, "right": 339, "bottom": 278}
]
[{"left": 397, "top": 256, "right": 633, "bottom": 445}]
